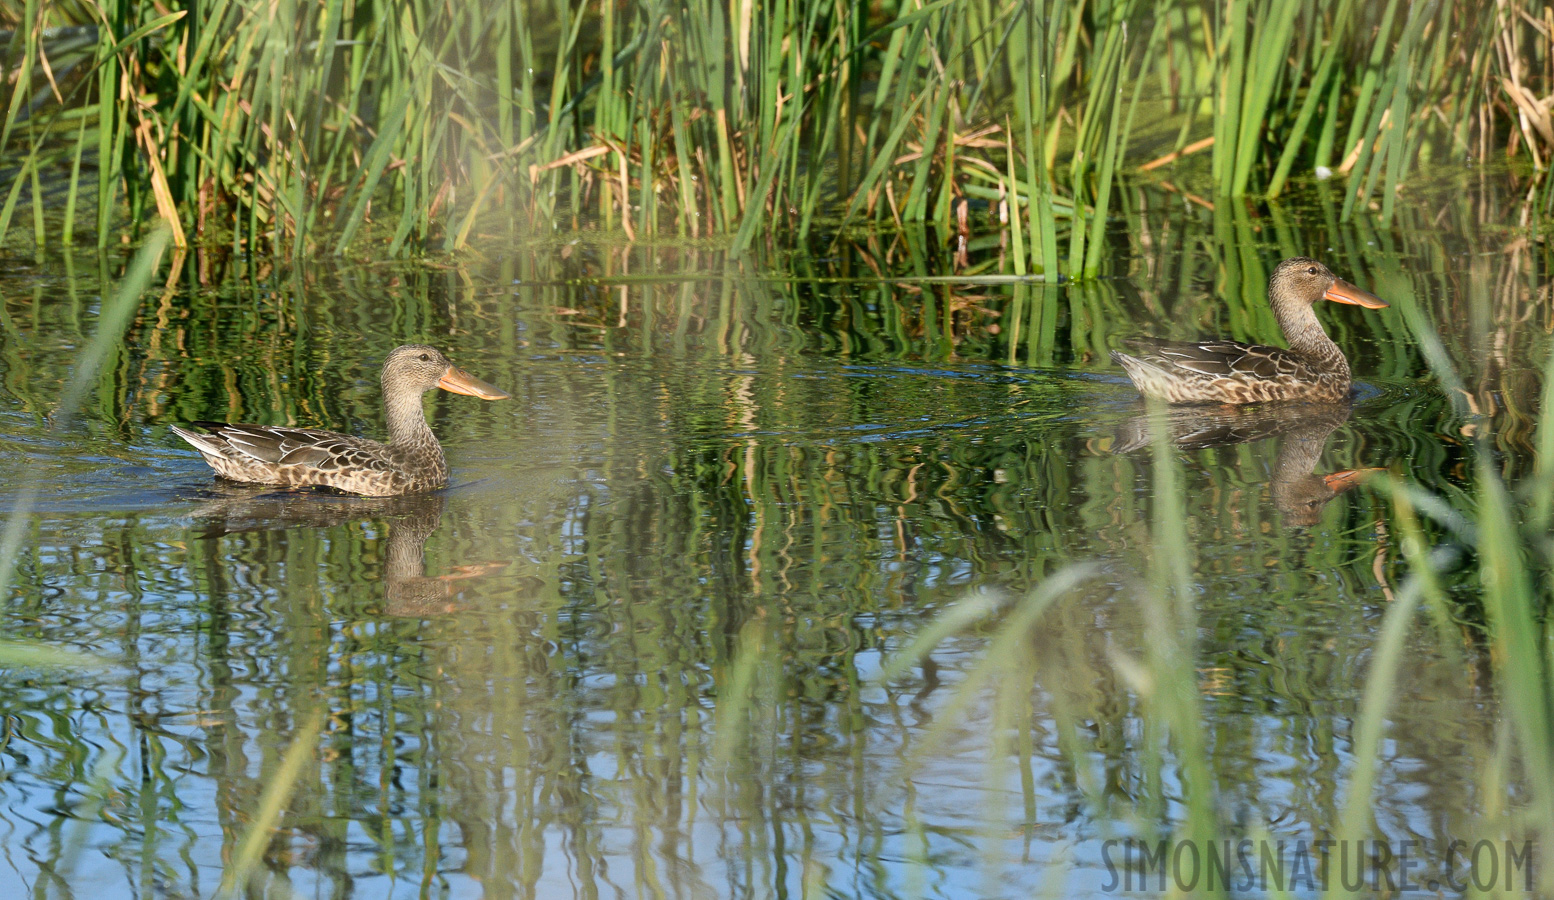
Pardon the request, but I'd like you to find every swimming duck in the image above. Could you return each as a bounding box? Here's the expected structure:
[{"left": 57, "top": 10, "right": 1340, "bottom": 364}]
[
  {"left": 1111, "top": 257, "right": 1387, "bottom": 404},
  {"left": 172, "top": 345, "right": 509, "bottom": 496}
]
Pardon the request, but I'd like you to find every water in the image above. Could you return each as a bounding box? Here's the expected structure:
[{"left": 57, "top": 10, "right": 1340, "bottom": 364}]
[{"left": 0, "top": 174, "right": 1545, "bottom": 897}]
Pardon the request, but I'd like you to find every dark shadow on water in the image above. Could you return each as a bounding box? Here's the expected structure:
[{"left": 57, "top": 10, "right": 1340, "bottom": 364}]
[
  {"left": 185, "top": 484, "right": 507, "bottom": 616},
  {"left": 1112, "top": 400, "right": 1384, "bottom": 526}
]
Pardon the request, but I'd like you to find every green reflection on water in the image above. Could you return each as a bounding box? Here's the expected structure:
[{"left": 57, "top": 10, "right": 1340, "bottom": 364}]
[{"left": 0, "top": 175, "right": 1545, "bottom": 897}]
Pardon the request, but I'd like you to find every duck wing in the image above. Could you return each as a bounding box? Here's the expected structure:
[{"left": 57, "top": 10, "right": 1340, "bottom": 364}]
[
  {"left": 1121, "top": 338, "right": 1313, "bottom": 380},
  {"left": 189, "top": 421, "right": 378, "bottom": 469}
]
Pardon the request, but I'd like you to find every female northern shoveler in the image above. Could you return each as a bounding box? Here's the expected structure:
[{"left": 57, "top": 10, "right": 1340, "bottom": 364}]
[
  {"left": 172, "top": 345, "right": 509, "bottom": 496},
  {"left": 1111, "top": 257, "right": 1388, "bottom": 404}
]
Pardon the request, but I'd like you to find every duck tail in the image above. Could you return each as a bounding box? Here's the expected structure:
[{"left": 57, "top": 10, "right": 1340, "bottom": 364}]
[{"left": 170, "top": 424, "right": 227, "bottom": 459}]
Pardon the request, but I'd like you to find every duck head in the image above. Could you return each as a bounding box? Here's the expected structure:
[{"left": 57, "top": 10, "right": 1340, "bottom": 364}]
[
  {"left": 382, "top": 344, "right": 510, "bottom": 400},
  {"left": 1272, "top": 257, "right": 1388, "bottom": 310}
]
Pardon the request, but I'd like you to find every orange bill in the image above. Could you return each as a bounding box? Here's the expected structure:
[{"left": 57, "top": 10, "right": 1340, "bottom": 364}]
[
  {"left": 438, "top": 366, "right": 511, "bottom": 400},
  {"left": 1323, "top": 467, "right": 1387, "bottom": 493},
  {"left": 1322, "top": 278, "right": 1388, "bottom": 309}
]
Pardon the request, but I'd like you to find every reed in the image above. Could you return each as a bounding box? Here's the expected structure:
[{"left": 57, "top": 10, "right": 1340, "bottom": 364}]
[
  {"left": 0, "top": 1, "right": 1551, "bottom": 271},
  {"left": 0, "top": 225, "right": 168, "bottom": 604},
  {"left": 215, "top": 708, "right": 326, "bottom": 898},
  {"left": 0, "top": 186, "right": 1549, "bottom": 890},
  {"left": 1338, "top": 290, "right": 1554, "bottom": 894}
]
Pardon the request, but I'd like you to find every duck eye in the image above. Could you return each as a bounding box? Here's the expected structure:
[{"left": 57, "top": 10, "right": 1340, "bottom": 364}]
[
  {"left": 418, "top": 353, "right": 430, "bottom": 361},
  {"left": 1307, "top": 266, "right": 1319, "bottom": 275}
]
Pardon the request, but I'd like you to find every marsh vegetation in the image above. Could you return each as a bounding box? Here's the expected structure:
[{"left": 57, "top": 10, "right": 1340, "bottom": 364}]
[
  {"left": 4, "top": 1, "right": 1554, "bottom": 263},
  {"left": 2, "top": 2, "right": 1554, "bottom": 898}
]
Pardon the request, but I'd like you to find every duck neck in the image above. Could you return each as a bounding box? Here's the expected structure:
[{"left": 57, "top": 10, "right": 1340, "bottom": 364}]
[
  {"left": 384, "top": 384, "right": 437, "bottom": 448},
  {"left": 1273, "top": 423, "right": 1328, "bottom": 487},
  {"left": 386, "top": 506, "right": 441, "bottom": 582},
  {"left": 1270, "top": 290, "right": 1347, "bottom": 375}
]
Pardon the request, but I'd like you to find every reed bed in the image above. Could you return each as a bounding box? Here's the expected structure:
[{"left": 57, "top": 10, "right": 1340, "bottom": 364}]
[{"left": 1, "top": 0, "right": 1553, "bottom": 273}]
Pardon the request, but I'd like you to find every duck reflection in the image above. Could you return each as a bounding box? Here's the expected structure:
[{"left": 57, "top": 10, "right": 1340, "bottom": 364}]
[
  {"left": 1112, "top": 402, "right": 1381, "bottom": 525},
  {"left": 185, "top": 487, "right": 504, "bottom": 615}
]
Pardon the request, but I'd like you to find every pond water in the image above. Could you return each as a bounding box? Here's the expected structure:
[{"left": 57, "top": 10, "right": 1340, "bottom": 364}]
[{"left": 0, "top": 173, "right": 1545, "bottom": 897}]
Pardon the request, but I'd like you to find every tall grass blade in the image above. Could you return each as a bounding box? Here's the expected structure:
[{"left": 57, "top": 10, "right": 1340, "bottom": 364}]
[
  {"left": 0, "top": 226, "right": 169, "bottom": 648},
  {"left": 214, "top": 708, "right": 325, "bottom": 898}
]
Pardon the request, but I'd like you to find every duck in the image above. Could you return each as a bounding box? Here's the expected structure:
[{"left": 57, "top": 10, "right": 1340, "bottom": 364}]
[
  {"left": 172, "top": 345, "right": 509, "bottom": 496},
  {"left": 1111, "top": 257, "right": 1387, "bottom": 404}
]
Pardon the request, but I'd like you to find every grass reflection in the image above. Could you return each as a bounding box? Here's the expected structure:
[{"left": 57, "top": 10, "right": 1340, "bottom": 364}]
[{"left": 0, "top": 176, "right": 1551, "bottom": 895}]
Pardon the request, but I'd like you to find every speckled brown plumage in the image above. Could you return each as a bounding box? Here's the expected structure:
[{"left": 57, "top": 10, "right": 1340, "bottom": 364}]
[
  {"left": 172, "top": 345, "right": 509, "bottom": 497},
  {"left": 1111, "top": 257, "right": 1388, "bottom": 405}
]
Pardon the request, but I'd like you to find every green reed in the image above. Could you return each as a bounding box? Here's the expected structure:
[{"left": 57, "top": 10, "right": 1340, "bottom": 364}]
[
  {"left": 215, "top": 708, "right": 325, "bottom": 898},
  {"left": 864, "top": 383, "right": 1554, "bottom": 896},
  {"left": 0, "top": 180, "right": 1549, "bottom": 891},
  {"left": 0, "top": 225, "right": 168, "bottom": 606},
  {"left": 1, "top": 0, "right": 1552, "bottom": 271},
  {"left": 1337, "top": 288, "right": 1554, "bottom": 894}
]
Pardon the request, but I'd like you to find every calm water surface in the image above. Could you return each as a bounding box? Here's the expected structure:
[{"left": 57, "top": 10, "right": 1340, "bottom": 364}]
[{"left": 0, "top": 177, "right": 1544, "bottom": 897}]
